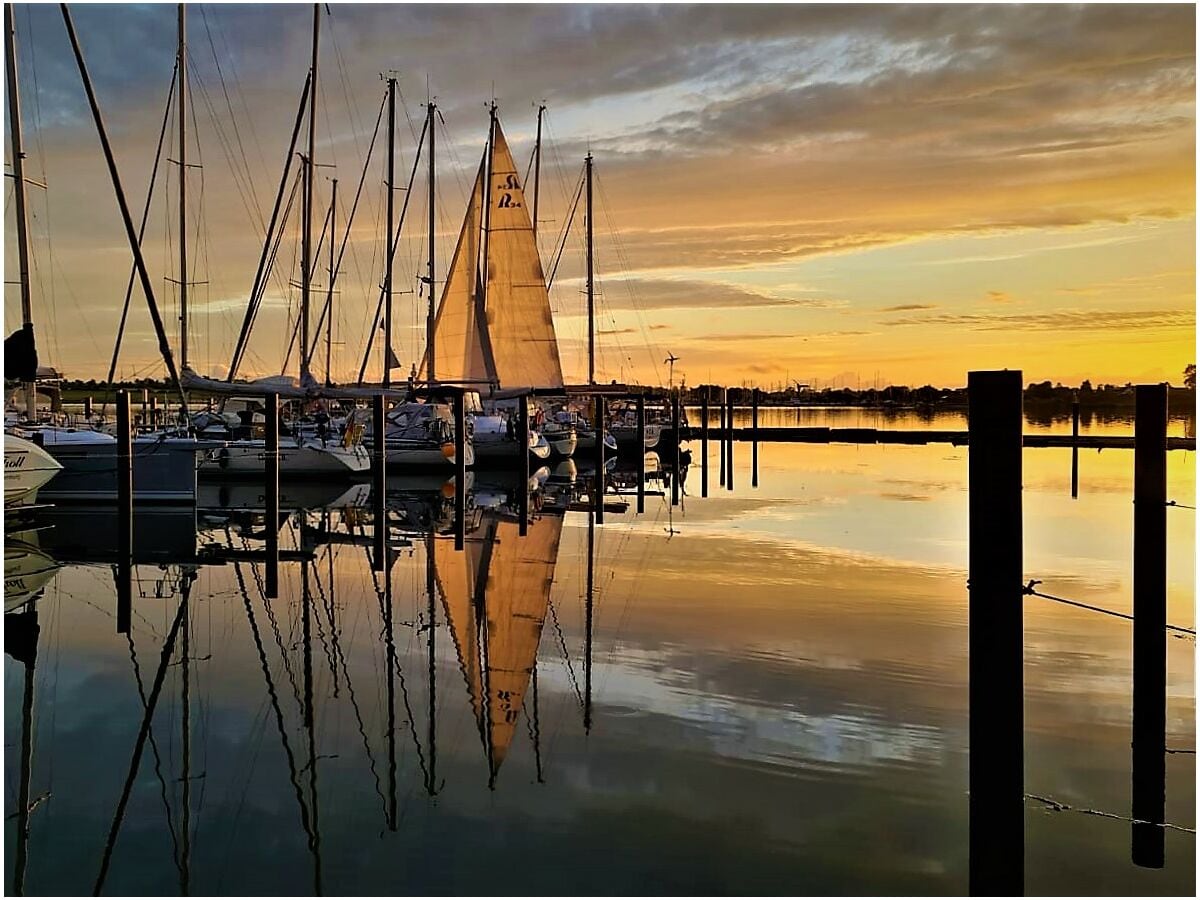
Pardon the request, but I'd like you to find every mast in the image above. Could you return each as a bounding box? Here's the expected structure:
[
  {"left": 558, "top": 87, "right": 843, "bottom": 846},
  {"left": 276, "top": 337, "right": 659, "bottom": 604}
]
[
  {"left": 325, "top": 178, "right": 336, "bottom": 385},
  {"left": 384, "top": 75, "right": 395, "bottom": 388},
  {"left": 5, "top": 6, "right": 36, "bottom": 419},
  {"left": 300, "top": 3, "right": 319, "bottom": 383},
  {"left": 478, "top": 101, "right": 497, "bottom": 339},
  {"left": 532, "top": 103, "right": 544, "bottom": 240},
  {"left": 425, "top": 99, "right": 436, "bottom": 383},
  {"left": 585, "top": 153, "right": 594, "bottom": 385},
  {"left": 177, "top": 3, "right": 188, "bottom": 370}
]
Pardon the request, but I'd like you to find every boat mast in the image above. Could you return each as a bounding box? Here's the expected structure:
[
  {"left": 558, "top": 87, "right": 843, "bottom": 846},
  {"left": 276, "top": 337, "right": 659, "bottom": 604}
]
[
  {"left": 532, "top": 103, "right": 544, "bottom": 240},
  {"left": 5, "top": 6, "right": 36, "bottom": 419},
  {"left": 585, "top": 152, "right": 594, "bottom": 385},
  {"left": 177, "top": 3, "right": 188, "bottom": 370},
  {"left": 325, "top": 177, "right": 336, "bottom": 385},
  {"left": 479, "top": 102, "right": 496, "bottom": 324},
  {"left": 300, "top": 3, "right": 319, "bottom": 383},
  {"left": 384, "top": 74, "right": 395, "bottom": 388},
  {"left": 425, "top": 98, "right": 436, "bottom": 383}
]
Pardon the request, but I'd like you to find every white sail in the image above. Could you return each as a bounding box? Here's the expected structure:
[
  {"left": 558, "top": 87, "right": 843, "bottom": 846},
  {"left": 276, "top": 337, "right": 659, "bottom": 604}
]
[
  {"left": 420, "top": 157, "right": 489, "bottom": 385},
  {"left": 482, "top": 123, "right": 564, "bottom": 391}
]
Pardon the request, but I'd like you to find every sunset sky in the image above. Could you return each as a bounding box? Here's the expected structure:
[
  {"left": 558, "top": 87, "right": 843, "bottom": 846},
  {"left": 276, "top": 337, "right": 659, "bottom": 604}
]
[{"left": 4, "top": 3, "right": 1195, "bottom": 389}]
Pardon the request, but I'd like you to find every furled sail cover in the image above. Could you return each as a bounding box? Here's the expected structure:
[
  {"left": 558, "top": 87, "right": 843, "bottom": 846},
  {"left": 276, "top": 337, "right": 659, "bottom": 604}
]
[
  {"left": 483, "top": 123, "right": 564, "bottom": 391},
  {"left": 420, "top": 156, "right": 489, "bottom": 385},
  {"left": 5, "top": 325, "right": 37, "bottom": 382},
  {"left": 481, "top": 512, "right": 563, "bottom": 772}
]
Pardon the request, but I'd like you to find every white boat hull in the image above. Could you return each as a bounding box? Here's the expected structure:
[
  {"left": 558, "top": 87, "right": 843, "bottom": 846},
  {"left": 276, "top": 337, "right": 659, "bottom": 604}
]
[
  {"left": 201, "top": 440, "right": 371, "bottom": 476},
  {"left": 4, "top": 435, "right": 63, "bottom": 504}
]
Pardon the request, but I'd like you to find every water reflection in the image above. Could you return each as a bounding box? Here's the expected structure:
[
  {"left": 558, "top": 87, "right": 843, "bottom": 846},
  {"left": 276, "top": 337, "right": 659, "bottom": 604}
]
[{"left": 3, "top": 430, "right": 1194, "bottom": 895}]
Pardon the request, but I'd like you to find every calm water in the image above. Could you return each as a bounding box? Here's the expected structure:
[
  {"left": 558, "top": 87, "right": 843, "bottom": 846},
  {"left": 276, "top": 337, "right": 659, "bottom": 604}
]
[{"left": 5, "top": 408, "right": 1195, "bottom": 895}]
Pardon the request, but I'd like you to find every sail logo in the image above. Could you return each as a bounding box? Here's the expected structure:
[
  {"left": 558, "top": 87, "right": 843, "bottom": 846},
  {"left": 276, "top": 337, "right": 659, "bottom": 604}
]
[{"left": 496, "top": 173, "right": 522, "bottom": 209}]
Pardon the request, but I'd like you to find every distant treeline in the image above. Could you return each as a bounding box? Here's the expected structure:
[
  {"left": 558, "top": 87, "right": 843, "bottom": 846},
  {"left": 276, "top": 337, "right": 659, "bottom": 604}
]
[
  {"left": 683, "top": 378, "right": 1197, "bottom": 411},
  {"left": 45, "top": 374, "right": 1200, "bottom": 414}
]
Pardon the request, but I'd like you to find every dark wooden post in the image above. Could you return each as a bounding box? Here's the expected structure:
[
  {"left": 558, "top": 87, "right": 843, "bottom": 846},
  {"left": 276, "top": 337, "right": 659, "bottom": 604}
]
[
  {"left": 454, "top": 392, "right": 466, "bottom": 551},
  {"left": 116, "top": 390, "right": 132, "bottom": 633},
  {"left": 150, "top": 394, "right": 158, "bottom": 428},
  {"left": 718, "top": 388, "right": 726, "bottom": 487},
  {"left": 264, "top": 392, "right": 280, "bottom": 598},
  {"left": 670, "top": 391, "right": 680, "bottom": 507},
  {"left": 967, "top": 369, "right": 1024, "bottom": 896},
  {"left": 752, "top": 387, "right": 759, "bottom": 488},
  {"left": 84, "top": 395, "right": 93, "bottom": 420},
  {"left": 593, "top": 395, "right": 604, "bottom": 525},
  {"left": 636, "top": 394, "right": 645, "bottom": 514},
  {"left": 726, "top": 389, "right": 734, "bottom": 492},
  {"left": 1132, "top": 383, "right": 1167, "bottom": 868},
  {"left": 1071, "top": 396, "right": 1080, "bottom": 499},
  {"left": 518, "top": 393, "right": 530, "bottom": 536},
  {"left": 372, "top": 393, "right": 386, "bottom": 571},
  {"left": 700, "top": 389, "right": 709, "bottom": 498}
]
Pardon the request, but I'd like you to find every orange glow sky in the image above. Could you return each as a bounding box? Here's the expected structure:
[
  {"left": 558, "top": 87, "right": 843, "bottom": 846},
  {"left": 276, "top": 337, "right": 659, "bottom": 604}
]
[{"left": 4, "top": 3, "right": 1195, "bottom": 388}]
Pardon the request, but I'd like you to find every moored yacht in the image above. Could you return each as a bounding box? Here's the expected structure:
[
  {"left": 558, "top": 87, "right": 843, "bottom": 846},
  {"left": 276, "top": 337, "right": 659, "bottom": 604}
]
[{"left": 4, "top": 434, "right": 62, "bottom": 505}]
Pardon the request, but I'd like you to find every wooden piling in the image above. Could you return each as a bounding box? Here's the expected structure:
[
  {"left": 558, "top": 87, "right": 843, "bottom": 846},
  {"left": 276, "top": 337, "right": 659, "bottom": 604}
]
[
  {"left": 700, "top": 389, "right": 709, "bottom": 498},
  {"left": 967, "top": 369, "right": 1024, "bottom": 896},
  {"left": 636, "top": 394, "right": 646, "bottom": 514},
  {"left": 84, "top": 395, "right": 93, "bottom": 420},
  {"left": 1071, "top": 397, "right": 1080, "bottom": 499},
  {"left": 372, "top": 393, "right": 386, "bottom": 571},
  {"left": 454, "top": 392, "right": 466, "bottom": 551},
  {"left": 519, "top": 393, "right": 530, "bottom": 537},
  {"left": 594, "top": 395, "right": 604, "bottom": 525},
  {"left": 726, "top": 390, "right": 734, "bottom": 492},
  {"left": 1132, "top": 383, "right": 1167, "bottom": 868},
  {"left": 264, "top": 392, "right": 280, "bottom": 598},
  {"left": 671, "top": 392, "right": 680, "bottom": 507},
  {"left": 752, "top": 387, "right": 759, "bottom": 488},
  {"left": 116, "top": 390, "right": 132, "bottom": 634},
  {"left": 718, "top": 389, "right": 726, "bottom": 486},
  {"left": 150, "top": 394, "right": 157, "bottom": 428}
]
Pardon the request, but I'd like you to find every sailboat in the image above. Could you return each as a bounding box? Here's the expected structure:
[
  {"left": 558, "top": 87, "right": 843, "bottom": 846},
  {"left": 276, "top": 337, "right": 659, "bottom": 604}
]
[
  {"left": 420, "top": 106, "right": 562, "bottom": 464},
  {"left": 433, "top": 503, "right": 564, "bottom": 785},
  {"left": 4, "top": 434, "right": 62, "bottom": 504}
]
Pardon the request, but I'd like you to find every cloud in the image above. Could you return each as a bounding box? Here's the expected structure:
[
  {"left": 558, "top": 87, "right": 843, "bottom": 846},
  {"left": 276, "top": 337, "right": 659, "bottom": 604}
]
[
  {"left": 882, "top": 308, "right": 1194, "bottom": 332},
  {"left": 588, "top": 278, "right": 845, "bottom": 312},
  {"left": 878, "top": 303, "right": 937, "bottom": 312}
]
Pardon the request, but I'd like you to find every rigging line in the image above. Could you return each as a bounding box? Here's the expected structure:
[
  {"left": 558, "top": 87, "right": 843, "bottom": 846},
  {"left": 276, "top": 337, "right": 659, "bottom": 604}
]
[
  {"left": 198, "top": 6, "right": 265, "bottom": 225},
  {"left": 188, "top": 65, "right": 267, "bottom": 249},
  {"left": 1021, "top": 580, "right": 1195, "bottom": 636},
  {"left": 545, "top": 168, "right": 584, "bottom": 292},
  {"left": 1166, "top": 500, "right": 1196, "bottom": 510},
  {"left": 92, "top": 597, "right": 189, "bottom": 897},
  {"left": 245, "top": 169, "right": 301, "bottom": 360},
  {"left": 61, "top": 5, "right": 186, "bottom": 407},
  {"left": 228, "top": 71, "right": 311, "bottom": 381},
  {"left": 307, "top": 89, "right": 387, "bottom": 367},
  {"left": 125, "top": 630, "right": 184, "bottom": 877},
  {"left": 546, "top": 597, "right": 585, "bottom": 710},
  {"left": 229, "top": 552, "right": 320, "bottom": 874},
  {"left": 106, "top": 60, "right": 179, "bottom": 392},
  {"left": 356, "top": 113, "right": 429, "bottom": 384}
]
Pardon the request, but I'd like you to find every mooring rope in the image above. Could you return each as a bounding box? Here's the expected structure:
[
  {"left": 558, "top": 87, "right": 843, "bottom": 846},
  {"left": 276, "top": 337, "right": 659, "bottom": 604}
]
[{"left": 1022, "top": 580, "right": 1196, "bottom": 636}]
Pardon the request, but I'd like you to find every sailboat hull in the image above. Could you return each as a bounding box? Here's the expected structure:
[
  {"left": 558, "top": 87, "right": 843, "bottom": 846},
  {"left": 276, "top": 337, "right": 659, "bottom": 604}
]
[
  {"left": 4, "top": 435, "right": 62, "bottom": 505},
  {"left": 199, "top": 439, "right": 371, "bottom": 477}
]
